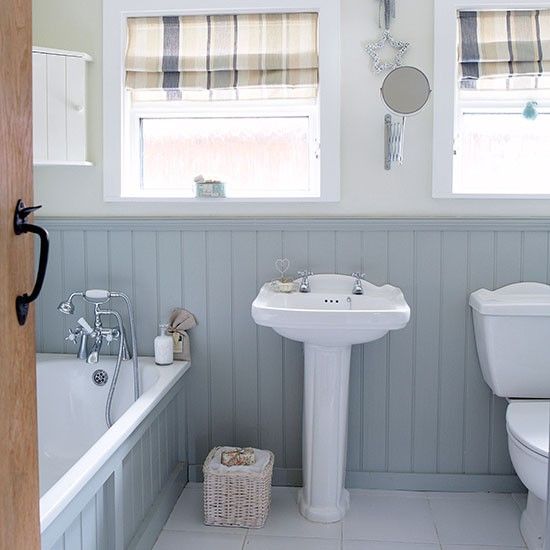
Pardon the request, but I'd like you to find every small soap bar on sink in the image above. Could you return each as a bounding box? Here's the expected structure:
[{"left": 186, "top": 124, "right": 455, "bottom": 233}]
[{"left": 270, "top": 279, "right": 298, "bottom": 293}]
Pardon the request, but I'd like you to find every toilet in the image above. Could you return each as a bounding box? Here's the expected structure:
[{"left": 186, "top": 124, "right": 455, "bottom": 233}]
[{"left": 470, "top": 282, "right": 550, "bottom": 550}]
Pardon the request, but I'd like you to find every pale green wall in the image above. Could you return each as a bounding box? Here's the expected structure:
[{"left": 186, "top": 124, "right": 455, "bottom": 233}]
[
  {"left": 32, "top": 0, "right": 550, "bottom": 217},
  {"left": 33, "top": 0, "right": 103, "bottom": 216}
]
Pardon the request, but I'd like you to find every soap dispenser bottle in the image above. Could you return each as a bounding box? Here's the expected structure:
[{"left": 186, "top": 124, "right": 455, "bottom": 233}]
[{"left": 154, "top": 324, "right": 173, "bottom": 366}]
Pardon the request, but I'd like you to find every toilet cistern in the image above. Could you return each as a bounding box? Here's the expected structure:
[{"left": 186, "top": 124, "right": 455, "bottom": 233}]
[
  {"left": 252, "top": 273, "right": 410, "bottom": 522},
  {"left": 470, "top": 282, "right": 550, "bottom": 550}
]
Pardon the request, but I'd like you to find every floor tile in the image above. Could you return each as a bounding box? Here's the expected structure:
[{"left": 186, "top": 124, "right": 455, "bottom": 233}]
[
  {"left": 425, "top": 491, "right": 510, "bottom": 500},
  {"left": 343, "top": 493, "right": 438, "bottom": 543},
  {"left": 153, "top": 530, "right": 246, "bottom": 550},
  {"left": 247, "top": 487, "right": 342, "bottom": 539},
  {"left": 344, "top": 542, "right": 440, "bottom": 550},
  {"left": 245, "top": 535, "right": 341, "bottom": 549},
  {"left": 512, "top": 492, "right": 528, "bottom": 511},
  {"left": 350, "top": 489, "right": 429, "bottom": 499},
  {"left": 429, "top": 494, "right": 525, "bottom": 547},
  {"left": 163, "top": 483, "right": 247, "bottom": 535},
  {"left": 442, "top": 546, "right": 526, "bottom": 550}
]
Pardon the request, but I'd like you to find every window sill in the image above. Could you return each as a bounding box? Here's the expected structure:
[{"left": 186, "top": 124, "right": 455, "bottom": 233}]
[
  {"left": 104, "top": 195, "right": 339, "bottom": 203},
  {"left": 433, "top": 191, "right": 550, "bottom": 199}
]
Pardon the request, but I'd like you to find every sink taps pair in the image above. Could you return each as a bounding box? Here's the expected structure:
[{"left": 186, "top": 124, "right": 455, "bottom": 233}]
[{"left": 297, "top": 271, "right": 366, "bottom": 295}]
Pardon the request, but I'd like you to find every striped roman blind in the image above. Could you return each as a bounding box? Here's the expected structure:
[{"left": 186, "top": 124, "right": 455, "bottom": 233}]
[
  {"left": 125, "top": 13, "right": 319, "bottom": 100},
  {"left": 458, "top": 9, "right": 550, "bottom": 90}
]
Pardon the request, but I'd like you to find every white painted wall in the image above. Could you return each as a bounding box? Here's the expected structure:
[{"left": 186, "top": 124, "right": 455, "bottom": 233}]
[{"left": 32, "top": 0, "right": 550, "bottom": 217}]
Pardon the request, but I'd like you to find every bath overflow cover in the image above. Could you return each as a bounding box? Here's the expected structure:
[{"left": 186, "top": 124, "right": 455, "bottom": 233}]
[{"left": 92, "top": 369, "right": 109, "bottom": 386}]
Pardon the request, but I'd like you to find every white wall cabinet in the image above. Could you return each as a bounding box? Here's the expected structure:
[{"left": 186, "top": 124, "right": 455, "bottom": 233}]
[{"left": 32, "top": 47, "right": 92, "bottom": 166}]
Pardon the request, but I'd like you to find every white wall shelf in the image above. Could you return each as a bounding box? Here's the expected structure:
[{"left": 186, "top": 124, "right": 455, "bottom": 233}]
[{"left": 32, "top": 47, "right": 92, "bottom": 166}]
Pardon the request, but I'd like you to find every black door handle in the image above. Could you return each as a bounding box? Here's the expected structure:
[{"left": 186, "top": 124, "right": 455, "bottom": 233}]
[{"left": 14, "top": 199, "right": 50, "bottom": 326}]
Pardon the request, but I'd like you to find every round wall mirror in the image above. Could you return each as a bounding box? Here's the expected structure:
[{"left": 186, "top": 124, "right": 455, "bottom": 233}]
[{"left": 381, "top": 66, "right": 431, "bottom": 116}]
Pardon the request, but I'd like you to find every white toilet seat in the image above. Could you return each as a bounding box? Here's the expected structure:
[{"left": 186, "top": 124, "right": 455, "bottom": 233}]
[
  {"left": 506, "top": 402, "right": 550, "bottom": 549},
  {"left": 507, "top": 401, "right": 549, "bottom": 458},
  {"left": 507, "top": 401, "right": 549, "bottom": 501}
]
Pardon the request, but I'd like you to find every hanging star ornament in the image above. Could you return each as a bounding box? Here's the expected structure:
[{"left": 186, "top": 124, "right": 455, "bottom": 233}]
[{"left": 364, "top": 30, "right": 410, "bottom": 74}]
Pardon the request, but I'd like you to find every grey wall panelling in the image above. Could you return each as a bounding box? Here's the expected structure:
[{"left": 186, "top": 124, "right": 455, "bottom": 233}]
[
  {"left": 41, "top": 382, "right": 187, "bottom": 550},
  {"left": 37, "top": 218, "right": 550, "bottom": 492}
]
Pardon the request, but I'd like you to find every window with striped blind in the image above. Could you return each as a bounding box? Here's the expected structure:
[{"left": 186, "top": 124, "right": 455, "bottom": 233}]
[
  {"left": 453, "top": 8, "right": 550, "bottom": 196},
  {"left": 120, "top": 11, "right": 326, "bottom": 200}
]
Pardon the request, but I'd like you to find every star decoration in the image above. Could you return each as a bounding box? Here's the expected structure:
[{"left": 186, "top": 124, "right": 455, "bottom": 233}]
[{"left": 364, "top": 30, "right": 410, "bottom": 74}]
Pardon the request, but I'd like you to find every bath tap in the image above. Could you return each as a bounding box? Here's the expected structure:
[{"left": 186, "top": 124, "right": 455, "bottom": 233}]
[
  {"left": 87, "top": 337, "right": 102, "bottom": 364},
  {"left": 86, "top": 309, "right": 125, "bottom": 364},
  {"left": 351, "top": 273, "right": 366, "bottom": 295},
  {"left": 57, "top": 289, "right": 141, "bottom": 399},
  {"left": 65, "top": 324, "right": 88, "bottom": 360}
]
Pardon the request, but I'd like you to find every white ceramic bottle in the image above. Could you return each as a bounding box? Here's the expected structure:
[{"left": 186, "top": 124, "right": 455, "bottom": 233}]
[{"left": 154, "top": 324, "right": 173, "bottom": 366}]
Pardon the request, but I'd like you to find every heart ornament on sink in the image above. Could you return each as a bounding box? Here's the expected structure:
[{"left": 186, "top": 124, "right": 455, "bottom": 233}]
[
  {"left": 275, "top": 258, "right": 290, "bottom": 277},
  {"left": 272, "top": 258, "right": 297, "bottom": 293}
]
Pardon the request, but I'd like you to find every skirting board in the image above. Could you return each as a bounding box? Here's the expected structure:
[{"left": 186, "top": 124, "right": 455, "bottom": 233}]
[
  {"left": 129, "top": 462, "right": 188, "bottom": 550},
  {"left": 188, "top": 465, "right": 525, "bottom": 493}
]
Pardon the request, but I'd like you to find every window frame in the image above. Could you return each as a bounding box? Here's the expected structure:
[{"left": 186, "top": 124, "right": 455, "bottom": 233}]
[
  {"left": 103, "top": 0, "right": 340, "bottom": 203},
  {"left": 433, "top": 0, "right": 550, "bottom": 199}
]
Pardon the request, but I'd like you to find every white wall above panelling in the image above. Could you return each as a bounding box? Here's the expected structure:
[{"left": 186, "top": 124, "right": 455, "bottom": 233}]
[{"left": 32, "top": 0, "right": 550, "bottom": 217}]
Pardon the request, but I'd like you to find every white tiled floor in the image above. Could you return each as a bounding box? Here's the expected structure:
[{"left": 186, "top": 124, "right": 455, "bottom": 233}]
[{"left": 153, "top": 483, "right": 528, "bottom": 550}]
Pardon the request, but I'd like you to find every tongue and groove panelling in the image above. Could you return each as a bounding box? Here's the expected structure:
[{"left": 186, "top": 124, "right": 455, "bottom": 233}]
[{"left": 36, "top": 218, "right": 550, "bottom": 491}]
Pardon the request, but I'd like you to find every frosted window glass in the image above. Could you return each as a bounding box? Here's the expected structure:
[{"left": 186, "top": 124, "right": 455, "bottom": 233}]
[
  {"left": 140, "top": 116, "right": 311, "bottom": 198},
  {"left": 455, "top": 112, "right": 550, "bottom": 194}
]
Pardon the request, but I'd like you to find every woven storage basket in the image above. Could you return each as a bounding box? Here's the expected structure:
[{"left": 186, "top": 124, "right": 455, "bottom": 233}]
[{"left": 203, "top": 447, "right": 274, "bottom": 528}]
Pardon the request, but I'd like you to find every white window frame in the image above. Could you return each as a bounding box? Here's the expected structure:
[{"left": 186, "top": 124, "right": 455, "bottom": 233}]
[
  {"left": 103, "top": 0, "right": 340, "bottom": 203},
  {"left": 433, "top": 0, "right": 550, "bottom": 199}
]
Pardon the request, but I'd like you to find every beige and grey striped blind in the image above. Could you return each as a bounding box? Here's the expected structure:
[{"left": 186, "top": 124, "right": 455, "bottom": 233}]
[
  {"left": 125, "top": 13, "right": 319, "bottom": 100},
  {"left": 458, "top": 9, "right": 550, "bottom": 90}
]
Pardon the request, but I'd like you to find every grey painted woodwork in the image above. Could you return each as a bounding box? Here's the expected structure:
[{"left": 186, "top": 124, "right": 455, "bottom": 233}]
[
  {"left": 42, "top": 378, "right": 187, "bottom": 550},
  {"left": 37, "top": 217, "right": 550, "bottom": 491}
]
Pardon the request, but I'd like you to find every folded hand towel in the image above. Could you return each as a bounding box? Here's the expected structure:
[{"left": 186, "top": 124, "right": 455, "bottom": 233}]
[
  {"left": 168, "top": 308, "right": 197, "bottom": 361},
  {"left": 207, "top": 447, "right": 271, "bottom": 474}
]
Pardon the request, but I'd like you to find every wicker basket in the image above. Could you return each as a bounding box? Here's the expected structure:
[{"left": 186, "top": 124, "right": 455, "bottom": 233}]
[{"left": 203, "top": 447, "right": 274, "bottom": 528}]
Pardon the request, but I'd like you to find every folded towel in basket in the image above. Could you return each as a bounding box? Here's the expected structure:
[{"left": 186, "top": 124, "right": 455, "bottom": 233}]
[{"left": 207, "top": 447, "right": 271, "bottom": 474}]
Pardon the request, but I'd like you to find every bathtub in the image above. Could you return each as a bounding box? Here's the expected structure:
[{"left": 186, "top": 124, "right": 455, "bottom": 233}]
[{"left": 37, "top": 353, "right": 190, "bottom": 550}]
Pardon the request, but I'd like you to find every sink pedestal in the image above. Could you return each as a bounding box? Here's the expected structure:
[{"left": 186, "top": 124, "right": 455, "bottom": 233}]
[{"left": 298, "top": 343, "right": 351, "bottom": 523}]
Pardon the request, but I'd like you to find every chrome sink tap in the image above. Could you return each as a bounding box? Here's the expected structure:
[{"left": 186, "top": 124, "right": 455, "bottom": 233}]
[
  {"left": 351, "top": 273, "right": 366, "bottom": 295},
  {"left": 298, "top": 270, "right": 314, "bottom": 293}
]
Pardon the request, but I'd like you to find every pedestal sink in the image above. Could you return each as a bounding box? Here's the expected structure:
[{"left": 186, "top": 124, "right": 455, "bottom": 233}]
[{"left": 252, "top": 274, "right": 410, "bottom": 523}]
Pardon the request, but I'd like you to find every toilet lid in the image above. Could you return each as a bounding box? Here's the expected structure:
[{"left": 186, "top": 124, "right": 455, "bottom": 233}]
[
  {"left": 507, "top": 401, "right": 550, "bottom": 458},
  {"left": 470, "top": 282, "right": 550, "bottom": 316}
]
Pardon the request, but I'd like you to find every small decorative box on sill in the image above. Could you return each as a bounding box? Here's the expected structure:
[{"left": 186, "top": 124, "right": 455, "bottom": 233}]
[
  {"left": 194, "top": 175, "right": 226, "bottom": 198},
  {"left": 203, "top": 446, "right": 274, "bottom": 528}
]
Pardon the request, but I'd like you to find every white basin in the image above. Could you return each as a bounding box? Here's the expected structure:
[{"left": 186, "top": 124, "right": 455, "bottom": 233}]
[
  {"left": 252, "top": 274, "right": 410, "bottom": 346},
  {"left": 252, "top": 274, "right": 411, "bottom": 523}
]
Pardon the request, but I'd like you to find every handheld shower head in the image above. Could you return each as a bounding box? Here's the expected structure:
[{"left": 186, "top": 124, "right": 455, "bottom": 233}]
[
  {"left": 57, "top": 300, "right": 74, "bottom": 315},
  {"left": 57, "top": 292, "right": 83, "bottom": 315}
]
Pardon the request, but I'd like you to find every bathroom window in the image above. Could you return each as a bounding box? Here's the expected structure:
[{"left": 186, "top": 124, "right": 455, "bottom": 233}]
[
  {"left": 104, "top": 1, "right": 340, "bottom": 202},
  {"left": 433, "top": 1, "right": 550, "bottom": 198}
]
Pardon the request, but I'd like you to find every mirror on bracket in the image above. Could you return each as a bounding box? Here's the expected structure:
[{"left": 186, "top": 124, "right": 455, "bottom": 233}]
[{"left": 381, "top": 66, "right": 431, "bottom": 170}]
